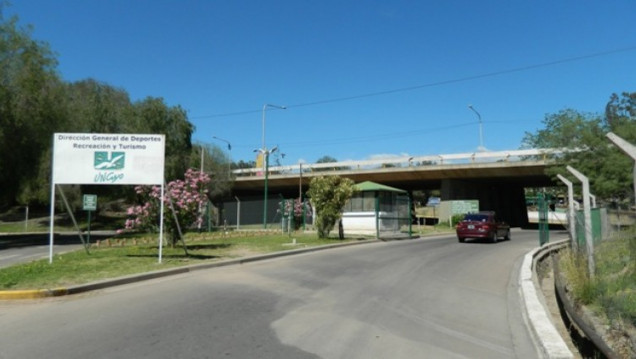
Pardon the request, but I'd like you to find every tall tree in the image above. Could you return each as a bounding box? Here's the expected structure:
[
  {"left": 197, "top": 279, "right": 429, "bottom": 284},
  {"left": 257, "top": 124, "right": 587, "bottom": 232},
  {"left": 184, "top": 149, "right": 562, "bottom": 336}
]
[
  {"left": 189, "top": 143, "right": 233, "bottom": 200},
  {"left": 0, "top": 9, "right": 200, "bottom": 208},
  {"left": 64, "top": 79, "right": 133, "bottom": 133},
  {"left": 605, "top": 92, "right": 636, "bottom": 141},
  {"left": 0, "top": 13, "right": 65, "bottom": 206},
  {"left": 522, "top": 100, "right": 635, "bottom": 201},
  {"left": 314, "top": 155, "right": 350, "bottom": 171},
  {"left": 132, "top": 97, "right": 193, "bottom": 181},
  {"left": 316, "top": 155, "right": 337, "bottom": 164}
]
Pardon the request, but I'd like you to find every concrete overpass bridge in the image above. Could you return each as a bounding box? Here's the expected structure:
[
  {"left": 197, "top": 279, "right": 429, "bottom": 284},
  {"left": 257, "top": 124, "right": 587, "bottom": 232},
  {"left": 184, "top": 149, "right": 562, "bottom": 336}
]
[{"left": 228, "top": 149, "right": 562, "bottom": 227}]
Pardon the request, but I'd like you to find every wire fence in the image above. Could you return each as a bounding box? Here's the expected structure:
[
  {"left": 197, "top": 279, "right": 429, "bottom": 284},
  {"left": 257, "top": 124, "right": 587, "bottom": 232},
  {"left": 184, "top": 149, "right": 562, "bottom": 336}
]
[
  {"left": 204, "top": 192, "right": 414, "bottom": 239},
  {"left": 202, "top": 195, "right": 313, "bottom": 232}
]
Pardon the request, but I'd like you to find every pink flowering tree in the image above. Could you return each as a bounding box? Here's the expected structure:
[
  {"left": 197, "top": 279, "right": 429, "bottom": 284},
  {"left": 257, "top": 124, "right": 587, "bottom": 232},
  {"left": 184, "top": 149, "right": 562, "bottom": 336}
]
[
  {"left": 281, "top": 198, "right": 312, "bottom": 229},
  {"left": 122, "top": 168, "right": 211, "bottom": 248}
]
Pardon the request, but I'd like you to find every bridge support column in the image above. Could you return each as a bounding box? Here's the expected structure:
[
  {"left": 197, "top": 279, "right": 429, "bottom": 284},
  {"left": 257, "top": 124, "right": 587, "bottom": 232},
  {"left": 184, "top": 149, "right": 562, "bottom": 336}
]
[{"left": 441, "top": 179, "right": 528, "bottom": 227}]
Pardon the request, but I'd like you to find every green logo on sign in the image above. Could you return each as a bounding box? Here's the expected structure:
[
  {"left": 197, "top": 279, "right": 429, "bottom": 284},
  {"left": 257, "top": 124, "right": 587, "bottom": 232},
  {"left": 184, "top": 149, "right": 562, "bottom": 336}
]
[{"left": 94, "top": 152, "right": 125, "bottom": 170}]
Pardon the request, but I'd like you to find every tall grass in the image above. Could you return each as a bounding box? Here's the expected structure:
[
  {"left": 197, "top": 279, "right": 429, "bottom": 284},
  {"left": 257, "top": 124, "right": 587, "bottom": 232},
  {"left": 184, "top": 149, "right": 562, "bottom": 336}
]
[{"left": 559, "top": 229, "right": 636, "bottom": 326}]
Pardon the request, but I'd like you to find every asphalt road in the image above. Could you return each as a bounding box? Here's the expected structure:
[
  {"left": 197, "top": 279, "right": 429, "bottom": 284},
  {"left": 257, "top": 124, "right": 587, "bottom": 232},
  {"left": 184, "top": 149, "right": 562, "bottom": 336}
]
[
  {"left": 0, "top": 231, "right": 545, "bottom": 359},
  {"left": 0, "top": 233, "right": 110, "bottom": 268}
]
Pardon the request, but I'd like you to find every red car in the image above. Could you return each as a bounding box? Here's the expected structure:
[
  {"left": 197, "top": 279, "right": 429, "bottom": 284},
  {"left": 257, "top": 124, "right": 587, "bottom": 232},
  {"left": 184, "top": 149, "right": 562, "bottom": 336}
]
[{"left": 456, "top": 211, "right": 510, "bottom": 243}]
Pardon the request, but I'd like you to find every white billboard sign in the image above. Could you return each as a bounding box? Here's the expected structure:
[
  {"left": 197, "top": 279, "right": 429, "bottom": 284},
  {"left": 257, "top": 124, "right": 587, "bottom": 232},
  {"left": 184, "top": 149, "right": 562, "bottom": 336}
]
[
  {"left": 53, "top": 133, "right": 165, "bottom": 185},
  {"left": 50, "top": 133, "right": 167, "bottom": 263}
]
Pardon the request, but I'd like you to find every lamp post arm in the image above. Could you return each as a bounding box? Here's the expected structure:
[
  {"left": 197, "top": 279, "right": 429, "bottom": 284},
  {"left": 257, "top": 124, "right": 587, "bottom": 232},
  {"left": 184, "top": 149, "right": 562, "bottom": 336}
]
[
  {"left": 262, "top": 104, "right": 287, "bottom": 150},
  {"left": 468, "top": 105, "right": 484, "bottom": 151}
]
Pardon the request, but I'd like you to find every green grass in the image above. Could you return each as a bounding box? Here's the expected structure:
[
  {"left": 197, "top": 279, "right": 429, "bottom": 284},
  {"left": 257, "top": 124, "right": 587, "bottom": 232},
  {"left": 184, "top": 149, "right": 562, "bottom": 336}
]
[
  {"left": 559, "top": 230, "right": 636, "bottom": 327},
  {"left": 0, "top": 231, "right": 368, "bottom": 290}
]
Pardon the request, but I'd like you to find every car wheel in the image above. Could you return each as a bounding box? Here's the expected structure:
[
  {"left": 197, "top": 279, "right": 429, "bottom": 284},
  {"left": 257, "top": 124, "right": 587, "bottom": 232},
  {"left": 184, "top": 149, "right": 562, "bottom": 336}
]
[
  {"left": 458, "top": 237, "right": 465, "bottom": 243},
  {"left": 490, "top": 232, "right": 497, "bottom": 243},
  {"left": 504, "top": 230, "right": 511, "bottom": 241}
]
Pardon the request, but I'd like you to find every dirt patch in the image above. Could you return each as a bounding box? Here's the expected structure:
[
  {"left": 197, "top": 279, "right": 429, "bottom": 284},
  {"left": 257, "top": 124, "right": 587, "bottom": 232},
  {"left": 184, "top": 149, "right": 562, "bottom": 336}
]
[
  {"left": 538, "top": 261, "right": 582, "bottom": 358},
  {"left": 226, "top": 246, "right": 264, "bottom": 258}
]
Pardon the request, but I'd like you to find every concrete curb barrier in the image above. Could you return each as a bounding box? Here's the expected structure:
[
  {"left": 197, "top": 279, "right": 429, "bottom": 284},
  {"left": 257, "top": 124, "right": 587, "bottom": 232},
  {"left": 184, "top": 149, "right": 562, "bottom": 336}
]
[
  {"left": 519, "top": 239, "right": 574, "bottom": 359},
  {"left": 0, "top": 288, "right": 68, "bottom": 300}
]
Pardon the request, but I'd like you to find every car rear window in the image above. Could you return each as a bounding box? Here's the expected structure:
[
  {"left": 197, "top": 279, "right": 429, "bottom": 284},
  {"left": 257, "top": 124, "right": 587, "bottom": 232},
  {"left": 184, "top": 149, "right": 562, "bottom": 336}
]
[{"left": 463, "top": 214, "right": 489, "bottom": 222}]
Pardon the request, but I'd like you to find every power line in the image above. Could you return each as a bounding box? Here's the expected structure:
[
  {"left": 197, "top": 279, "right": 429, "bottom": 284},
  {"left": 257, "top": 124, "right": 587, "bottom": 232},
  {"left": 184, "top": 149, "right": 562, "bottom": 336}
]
[
  {"left": 190, "top": 46, "right": 636, "bottom": 119},
  {"left": 230, "top": 121, "right": 479, "bottom": 150}
]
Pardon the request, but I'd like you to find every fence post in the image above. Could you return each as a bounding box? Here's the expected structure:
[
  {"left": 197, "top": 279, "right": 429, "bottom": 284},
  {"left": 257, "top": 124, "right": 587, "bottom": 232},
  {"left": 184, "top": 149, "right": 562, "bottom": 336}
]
[
  {"left": 234, "top": 196, "right": 241, "bottom": 230},
  {"left": 408, "top": 195, "right": 412, "bottom": 237},
  {"left": 606, "top": 132, "right": 636, "bottom": 209},
  {"left": 556, "top": 174, "right": 577, "bottom": 251},
  {"left": 567, "top": 165, "right": 595, "bottom": 279},
  {"left": 538, "top": 192, "right": 549, "bottom": 246},
  {"left": 375, "top": 196, "right": 380, "bottom": 239}
]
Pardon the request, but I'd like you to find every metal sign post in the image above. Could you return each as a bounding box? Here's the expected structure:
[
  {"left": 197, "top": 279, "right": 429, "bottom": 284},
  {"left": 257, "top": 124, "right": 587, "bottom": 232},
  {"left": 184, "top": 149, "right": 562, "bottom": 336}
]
[{"left": 83, "top": 194, "right": 97, "bottom": 244}]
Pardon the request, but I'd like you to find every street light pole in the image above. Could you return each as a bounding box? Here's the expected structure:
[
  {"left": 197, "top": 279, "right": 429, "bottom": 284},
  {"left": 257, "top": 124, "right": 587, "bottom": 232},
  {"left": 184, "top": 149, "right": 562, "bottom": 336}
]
[
  {"left": 256, "top": 146, "right": 278, "bottom": 228},
  {"left": 259, "top": 103, "right": 285, "bottom": 229},
  {"left": 262, "top": 104, "right": 286, "bottom": 153},
  {"left": 212, "top": 136, "right": 232, "bottom": 175},
  {"left": 468, "top": 104, "right": 484, "bottom": 151}
]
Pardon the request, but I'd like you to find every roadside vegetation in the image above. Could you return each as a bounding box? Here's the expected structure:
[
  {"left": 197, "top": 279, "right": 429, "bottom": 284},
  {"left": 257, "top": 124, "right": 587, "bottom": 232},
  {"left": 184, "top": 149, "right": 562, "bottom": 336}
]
[
  {"left": 558, "top": 230, "right": 636, "bottom": 355},
  {"left": 560, "top": 232, "right": 636, "bottom": 321},
  {"left": 521, "top": 91, "right": 636, "bottom": 354}
]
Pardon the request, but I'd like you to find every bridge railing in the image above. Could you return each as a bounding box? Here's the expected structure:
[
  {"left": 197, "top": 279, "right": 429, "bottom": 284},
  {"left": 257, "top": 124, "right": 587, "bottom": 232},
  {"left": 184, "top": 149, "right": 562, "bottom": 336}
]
[{"left": 232, "top": 148, "right": 563, "bottom": 177}]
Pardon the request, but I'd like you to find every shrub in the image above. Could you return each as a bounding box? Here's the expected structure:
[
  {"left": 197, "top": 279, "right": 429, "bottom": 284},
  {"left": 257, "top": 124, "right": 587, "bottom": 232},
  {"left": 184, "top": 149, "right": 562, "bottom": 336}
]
[{"left": 121, "top": 169, "right": 210, "bottom": 246}]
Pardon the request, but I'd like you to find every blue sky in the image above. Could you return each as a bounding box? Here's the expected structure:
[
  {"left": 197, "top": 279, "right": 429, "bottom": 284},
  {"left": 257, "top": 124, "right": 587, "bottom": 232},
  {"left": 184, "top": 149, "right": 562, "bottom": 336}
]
[{"left": 7, "top": 1, "right": 636, "bottom": 166}]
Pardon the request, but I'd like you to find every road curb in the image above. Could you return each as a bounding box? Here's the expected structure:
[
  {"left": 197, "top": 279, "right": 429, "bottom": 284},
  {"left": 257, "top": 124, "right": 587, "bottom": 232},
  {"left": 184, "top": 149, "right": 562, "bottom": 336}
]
[
  {"left": 519, "top": 238, "right": 574, "bottom": 359},
  {"left": 0, "top": 288, "right": 68, "bottom": 300}
]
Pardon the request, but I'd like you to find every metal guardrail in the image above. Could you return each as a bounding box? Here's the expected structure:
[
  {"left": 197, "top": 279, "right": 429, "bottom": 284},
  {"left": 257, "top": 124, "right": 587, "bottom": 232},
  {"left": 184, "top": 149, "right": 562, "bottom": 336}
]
[{"left": 232, "top": 148, "right": 565, "bottom": 177}]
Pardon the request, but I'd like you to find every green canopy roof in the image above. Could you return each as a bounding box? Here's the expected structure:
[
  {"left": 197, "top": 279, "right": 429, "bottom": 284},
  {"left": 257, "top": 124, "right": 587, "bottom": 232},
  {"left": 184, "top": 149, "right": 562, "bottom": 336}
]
[{"left": 354, "top": 181, "right": 407, "bottom": 193}]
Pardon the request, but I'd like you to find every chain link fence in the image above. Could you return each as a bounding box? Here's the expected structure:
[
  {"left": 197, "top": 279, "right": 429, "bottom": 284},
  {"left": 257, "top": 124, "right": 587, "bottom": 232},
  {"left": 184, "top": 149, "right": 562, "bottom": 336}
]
[{"left": 203, "top": 195, "right": 313, "bottom": 231}]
